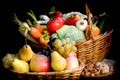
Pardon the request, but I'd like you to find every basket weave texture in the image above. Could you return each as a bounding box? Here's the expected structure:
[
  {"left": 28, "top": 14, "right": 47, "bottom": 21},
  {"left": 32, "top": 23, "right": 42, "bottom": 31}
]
[
  {"left": 76, "top": 30, "right": 113, "bottom": 64},
  {"left": 12, "top": 63, "right": 84, "bottom": 80},
  {"left": 75, "top": 3, "right": 113, "bottom": 64}
]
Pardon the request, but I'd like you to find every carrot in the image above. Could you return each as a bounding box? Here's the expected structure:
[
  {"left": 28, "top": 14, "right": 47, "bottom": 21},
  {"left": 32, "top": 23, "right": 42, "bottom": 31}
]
[
  {"left": 33, "top": 24, "right": 44, "bottom": 33},
  {"left": 29, "top": 27, "right": 42, "bottom": 39},
  {"left": 27, "top": 10, "right": 44, "bottom": 33}
]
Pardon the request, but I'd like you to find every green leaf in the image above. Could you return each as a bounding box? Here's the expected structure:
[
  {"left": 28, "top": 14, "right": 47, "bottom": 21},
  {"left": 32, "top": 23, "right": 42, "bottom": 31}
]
[
  {"left": 50, "top": 6, "right": 55, "bottom": 12},
  {"left": 27, "top": 10, "right": 37, "bottom": 24},
  {"left": 49, "top": 6, "right": 56, "bottom": 14},
  {"left": 98, "top": 12, "right": 108, "bottom": 33}
]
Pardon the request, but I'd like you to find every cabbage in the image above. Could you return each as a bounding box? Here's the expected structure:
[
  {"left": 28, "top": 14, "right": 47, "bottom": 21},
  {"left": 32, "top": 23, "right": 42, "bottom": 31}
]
[{"left": 53, "top": 25, "right": 85, "bottom": 41}]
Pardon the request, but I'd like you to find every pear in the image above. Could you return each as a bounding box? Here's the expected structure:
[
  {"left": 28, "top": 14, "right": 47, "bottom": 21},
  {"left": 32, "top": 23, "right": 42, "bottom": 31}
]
[
  {"left": 18, "top": 44, "right": 34, "bottom": 61},
  {"left": 51, "top": 51, "right": 67, "bottom": 71},
  {"left": 11, "top": 58, "right": 29, "bottom": 73}
]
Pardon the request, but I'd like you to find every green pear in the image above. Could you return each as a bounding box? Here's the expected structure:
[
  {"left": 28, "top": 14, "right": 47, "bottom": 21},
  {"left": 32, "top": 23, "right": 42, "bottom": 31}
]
[
  {"left": 11, "top": 58, "right": 29, "bottom": 73},
  {"left": 18, "top": 44, "right": 34, "bottom": 61},
  {"left": 51, "top": 51, "right": 67, "bottom": 71}
]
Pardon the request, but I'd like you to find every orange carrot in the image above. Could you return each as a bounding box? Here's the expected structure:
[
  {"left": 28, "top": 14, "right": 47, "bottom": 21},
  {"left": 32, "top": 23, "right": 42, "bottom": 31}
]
[
  {"left": 33, "top": 24, "right": 44, "bottom": 33},
  {"left": 29, "top": 27, "right": 42, "bottom": 39},
  {"left": 27, "top": 10, "right": 44, "bottom": 33}
]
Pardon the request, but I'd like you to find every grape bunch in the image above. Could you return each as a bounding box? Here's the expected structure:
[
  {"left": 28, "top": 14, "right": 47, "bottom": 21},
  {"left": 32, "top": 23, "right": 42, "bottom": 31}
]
[
  {"left": 52, "top": 38, "right": 77, "bottom": 57},
  {"left": 39, "top": 48, "right": 52, "bottom": 59}
]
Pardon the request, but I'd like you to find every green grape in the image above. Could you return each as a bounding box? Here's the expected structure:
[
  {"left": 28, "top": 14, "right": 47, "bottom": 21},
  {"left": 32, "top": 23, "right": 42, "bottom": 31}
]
[
  {"left": 70, "top": 40, "right": 76, "bottom": 46},
  {"left": 71, "top": 46, "right": 77, "bottom": 53},
  {"left": 63, "top": 44, "right": 71, "bottom": 57},
  {"left": 65, "top": 38, "right": 71, "bottom": 44},
  {"left": 58, "top": 46, "right": 64, "bottom": 56},
  {"left": 61, "top": 39, "right": 66, "bottom": 45},
  {"left": 63, "top": 48, "right": 71, "bottom": 57},
  {"left": 52, "top": 39, "right": 62, "bottom": 48},
  {"left": 63, "top": 44, "right": 71, "bottom": 50}
]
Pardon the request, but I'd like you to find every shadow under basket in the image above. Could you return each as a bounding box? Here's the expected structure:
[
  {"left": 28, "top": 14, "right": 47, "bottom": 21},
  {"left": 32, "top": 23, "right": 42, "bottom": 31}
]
[
  {"left": 76, "top": 29, "right": 113, "bottom": 64},
  {"left": 11, "top": 63, "right": 85, "bottom": 80}
]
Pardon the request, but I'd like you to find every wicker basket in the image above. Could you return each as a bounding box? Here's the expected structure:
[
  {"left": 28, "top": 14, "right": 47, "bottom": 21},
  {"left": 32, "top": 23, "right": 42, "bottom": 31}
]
[
  {"left": 76, "top": 30, "right": 113, "bottom": 64},
  {"left": 76, "top": 3, "right": 113, "bottom": 64},
  {"left": 11, "top": 63, "right": 85, "bottom": 80}
]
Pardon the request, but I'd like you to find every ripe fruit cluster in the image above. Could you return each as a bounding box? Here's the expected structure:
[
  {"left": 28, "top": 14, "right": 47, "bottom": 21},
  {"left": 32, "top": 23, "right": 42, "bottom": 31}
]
[{"left": 52, "top": 38, "right": 77, "bottom": 57}]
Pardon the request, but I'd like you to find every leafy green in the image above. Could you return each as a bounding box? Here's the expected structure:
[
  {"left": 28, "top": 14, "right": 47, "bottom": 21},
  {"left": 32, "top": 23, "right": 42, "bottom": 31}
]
[
  {"left": 97, "top": 12, "right": 108, "bottom": 33},
  {"left": 53, "top": 25, "right": 85, "bottom": 41}
]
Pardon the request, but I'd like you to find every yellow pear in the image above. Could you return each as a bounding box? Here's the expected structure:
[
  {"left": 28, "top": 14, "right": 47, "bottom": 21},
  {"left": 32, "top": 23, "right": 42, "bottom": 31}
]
[
  {"left": 51, "top": 51, "right": 67, "bottom": 71},
  {"left": 11, "top": 58, "right": 29, "bottom": 73},
  {"left": 18, "top": 44, "right": 34, "bottom": 61}
]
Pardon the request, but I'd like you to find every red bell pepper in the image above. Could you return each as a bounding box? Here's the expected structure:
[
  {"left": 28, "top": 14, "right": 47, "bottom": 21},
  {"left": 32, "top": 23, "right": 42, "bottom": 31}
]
[{"left": 66, "top": 14, "right": 80, "bottom": 25}]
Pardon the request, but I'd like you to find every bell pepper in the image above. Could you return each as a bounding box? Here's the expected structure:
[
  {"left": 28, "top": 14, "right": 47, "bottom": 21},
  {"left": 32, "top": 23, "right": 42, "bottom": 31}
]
[
  {"left": 46, "top": 11, "right": 66, "bottom": 33},
  {"left": 39, "top": 32, "right": 50, "bottom": 46},
  {"left": 66, "top": 14, "right": 80, "bottom": 25}
]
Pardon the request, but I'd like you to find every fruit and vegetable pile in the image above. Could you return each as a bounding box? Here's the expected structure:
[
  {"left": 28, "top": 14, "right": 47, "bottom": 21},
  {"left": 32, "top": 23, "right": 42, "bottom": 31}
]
[{"left": 2, "top": 6, "right": 110, "bottom": 77}]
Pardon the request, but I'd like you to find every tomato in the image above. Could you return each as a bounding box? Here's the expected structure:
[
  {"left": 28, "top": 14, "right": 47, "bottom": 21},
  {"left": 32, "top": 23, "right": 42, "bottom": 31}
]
[{"left": 66, "top": 14, "right": 80, "bottom": 25}]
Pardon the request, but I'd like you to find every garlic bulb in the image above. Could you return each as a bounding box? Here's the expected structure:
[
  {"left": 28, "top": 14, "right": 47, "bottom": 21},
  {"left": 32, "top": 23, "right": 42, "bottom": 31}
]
[{"left": 76, "top": 19, "right": 88, "bottom": 31}]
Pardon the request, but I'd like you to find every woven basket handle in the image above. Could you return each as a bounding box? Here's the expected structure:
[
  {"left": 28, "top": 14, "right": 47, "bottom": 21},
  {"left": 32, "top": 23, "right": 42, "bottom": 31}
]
[{"left": 85, "top": 3, "right": 94, "bottom": 40}]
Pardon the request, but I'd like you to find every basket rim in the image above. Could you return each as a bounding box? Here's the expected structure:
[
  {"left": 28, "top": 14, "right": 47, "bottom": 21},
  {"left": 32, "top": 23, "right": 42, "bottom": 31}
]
[
  {"left": 10, "top": 64, "right": 85, "bottom": 76},
  {"left": 76, "top": 29, "right": 113, "bottom": 45}
]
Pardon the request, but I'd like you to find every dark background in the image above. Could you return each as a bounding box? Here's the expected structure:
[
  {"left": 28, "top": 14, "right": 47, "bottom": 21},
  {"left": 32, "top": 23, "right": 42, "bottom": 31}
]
[{"left": 0, "top": 0, "right": 120, "bottom": 80}]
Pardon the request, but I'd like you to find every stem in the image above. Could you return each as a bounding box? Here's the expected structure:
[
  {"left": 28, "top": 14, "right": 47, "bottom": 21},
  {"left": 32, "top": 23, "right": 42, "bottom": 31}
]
[
  {"left": 93, "top": 20, "right": 98, "bottom": 27},
  {"left": 48, "top": 45, "right": 53, "bottom": 52},
  {"left": 13, "top": 13, "right": 22, "bottom": 26},
  {"left": 25, "top": 38, "right": 28, "bottom": 45},
  {"left": 26, "top": 19, "right": 33, "bottom": 27},
  {"left": 27, "top": 10, "right": 37, "bottom": 24}
]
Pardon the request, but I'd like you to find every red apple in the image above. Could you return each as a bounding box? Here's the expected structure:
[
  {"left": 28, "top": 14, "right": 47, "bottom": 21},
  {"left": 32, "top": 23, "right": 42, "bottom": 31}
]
[
  {"left": 30, "top": 53, "right": 51, "bottom": 72},
  {"left": 65, "top": 52, "right": 79, "bottom": 70}
]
